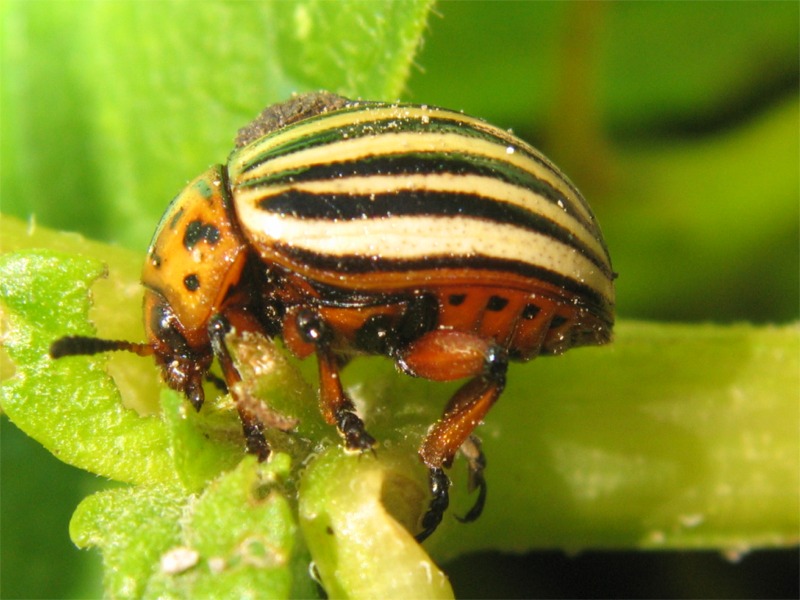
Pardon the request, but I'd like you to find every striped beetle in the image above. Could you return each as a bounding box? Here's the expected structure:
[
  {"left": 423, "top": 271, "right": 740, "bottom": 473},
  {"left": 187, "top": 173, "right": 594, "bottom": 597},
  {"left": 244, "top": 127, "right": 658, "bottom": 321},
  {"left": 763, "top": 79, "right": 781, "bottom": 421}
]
[{"left": 51, "top": 92, "right": 615, "bottom": 541}]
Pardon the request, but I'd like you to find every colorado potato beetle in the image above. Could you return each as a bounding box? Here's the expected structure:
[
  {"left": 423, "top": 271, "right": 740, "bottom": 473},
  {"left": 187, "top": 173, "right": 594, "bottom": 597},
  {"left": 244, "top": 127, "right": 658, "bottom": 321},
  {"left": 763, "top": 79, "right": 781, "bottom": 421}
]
[{"left": 51, "top": 92, "right": 615, "bottom": 541}]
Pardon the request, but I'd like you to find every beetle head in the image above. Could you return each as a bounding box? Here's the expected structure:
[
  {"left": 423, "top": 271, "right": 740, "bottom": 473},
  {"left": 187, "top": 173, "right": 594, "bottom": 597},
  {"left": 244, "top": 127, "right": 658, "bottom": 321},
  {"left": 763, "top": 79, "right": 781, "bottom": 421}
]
[
  {"left": 141, "top": 289, "right": 213, "bottom": 410},
  {"left": 50, "top": 290, "right": 213, "bottom": 412}
]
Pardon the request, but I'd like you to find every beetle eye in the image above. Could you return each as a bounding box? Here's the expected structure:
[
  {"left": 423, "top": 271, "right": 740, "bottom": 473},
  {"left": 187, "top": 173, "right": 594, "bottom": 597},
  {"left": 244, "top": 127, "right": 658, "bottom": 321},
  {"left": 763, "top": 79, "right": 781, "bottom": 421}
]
[{"left": 149, "top": 301, "right": 191, "bottom": 356}]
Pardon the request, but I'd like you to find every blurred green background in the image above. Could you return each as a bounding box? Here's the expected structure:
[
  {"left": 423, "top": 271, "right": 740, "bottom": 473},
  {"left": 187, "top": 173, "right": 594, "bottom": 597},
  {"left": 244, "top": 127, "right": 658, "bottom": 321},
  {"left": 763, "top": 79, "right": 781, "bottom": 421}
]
[{"left": 2, "top": 1, "right": 798, "bottom": 598}]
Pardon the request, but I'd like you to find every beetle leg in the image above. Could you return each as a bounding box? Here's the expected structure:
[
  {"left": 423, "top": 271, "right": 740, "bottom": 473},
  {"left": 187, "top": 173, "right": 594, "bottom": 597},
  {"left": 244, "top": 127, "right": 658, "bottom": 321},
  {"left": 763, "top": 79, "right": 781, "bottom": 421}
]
[
  {"left": 455, "top": 434, "right": 487, "bottom": 524},
  {"left": 399, "top": 330, "right": 507, "bottom": 541},
  {"left": 208, "top": 315, "right": 270, "bottom": 461},
  {"left": 415, "top": 375, "right": 504, "bottom": 541},
  {"left": 296, "top": 308, "right": 376, "bottom": 452},
  {"left": 204, "top": 371, "right": 228, "bottom": 393},
  {"left": 318, "top": 349, "right": 377, "bottom": 452}
]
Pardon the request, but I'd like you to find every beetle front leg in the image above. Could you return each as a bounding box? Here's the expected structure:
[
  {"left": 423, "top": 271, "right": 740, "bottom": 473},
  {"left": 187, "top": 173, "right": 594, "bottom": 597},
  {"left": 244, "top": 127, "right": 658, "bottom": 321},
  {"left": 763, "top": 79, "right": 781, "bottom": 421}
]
[
  {"left": 296, "top": 308, "right": 376, "bottom": 452},
  {"left": 208, "top": 315, "right": 270, "bottom": 461}
]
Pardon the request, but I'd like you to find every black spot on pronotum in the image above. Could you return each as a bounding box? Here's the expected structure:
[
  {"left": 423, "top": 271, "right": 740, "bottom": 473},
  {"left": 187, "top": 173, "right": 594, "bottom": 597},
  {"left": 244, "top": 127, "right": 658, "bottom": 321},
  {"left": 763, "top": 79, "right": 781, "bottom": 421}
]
[
  {"left": 549, "top": 315, "right": 568, "bottom": 329},
  {"left": 183, "top": 274, "right": 200, "bottom": 292},
  {"left": 486, "top": 295, "right": 508, "bottom": 312},
  {"left": 183, "top": 220, "right": 221, "bottom": 250}
]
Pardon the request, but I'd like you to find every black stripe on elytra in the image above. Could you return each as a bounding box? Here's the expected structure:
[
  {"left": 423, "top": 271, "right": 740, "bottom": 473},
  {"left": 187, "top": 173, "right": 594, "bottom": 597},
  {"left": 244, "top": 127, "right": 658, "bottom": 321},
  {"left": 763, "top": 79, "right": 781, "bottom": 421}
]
[
  {"left": 273, "top": 243, "right": 613, "bottom": 323},
  {"left": 239, "top": 100, "right": 586, "bottom": 214},
  {"left": 239, "top": 113, "right": 564, "bottom": 187},
  {"left": 257, "top": 189, "right": 610, "bottom": 276},
  {"left": 240, "top": 138, "right": 598, "bottom": 238},
  {"left": 242, "top": 151, "right": 597, "bottom": 235}
]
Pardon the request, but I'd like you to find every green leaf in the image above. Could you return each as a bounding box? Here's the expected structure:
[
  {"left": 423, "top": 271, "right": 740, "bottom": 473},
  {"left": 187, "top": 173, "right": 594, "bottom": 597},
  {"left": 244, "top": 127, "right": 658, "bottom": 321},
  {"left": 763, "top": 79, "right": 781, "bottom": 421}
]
[
  {"left": 70, "top": 456, "right": 314, "bottom": 599},
  {"left": 0, "top": 246, "right": 175, "bottom": 484},
  {"left": 269, "top": 0, "right": 432, "bottom": 101},
  {"left": 70, "top": 485, "right": 186, "bottom": 598},
  {"left": 160, "top": 388, "right": 244, "bottom": 493},
  {"left": 299, "top": 446, "right": 454, "bottom": 599}
]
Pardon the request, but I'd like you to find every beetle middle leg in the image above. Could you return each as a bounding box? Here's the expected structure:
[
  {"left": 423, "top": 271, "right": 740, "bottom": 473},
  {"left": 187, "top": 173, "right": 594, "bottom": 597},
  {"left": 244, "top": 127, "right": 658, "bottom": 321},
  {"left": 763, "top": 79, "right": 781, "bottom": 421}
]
[
  {"left": 397, "top": 330, "right": 507, "bottom": 541},
  {"left": 296, "top": 308, "right": 377, "bottom": 452}
]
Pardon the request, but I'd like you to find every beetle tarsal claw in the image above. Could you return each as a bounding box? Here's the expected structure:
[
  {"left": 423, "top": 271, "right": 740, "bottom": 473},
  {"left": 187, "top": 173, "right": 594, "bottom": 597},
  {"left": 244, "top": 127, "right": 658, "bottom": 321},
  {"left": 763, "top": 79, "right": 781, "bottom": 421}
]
[
  {"left": 460, "top": 434, "right": 487, "bottom": 493},
  {"left": 454, "top": 434, "right": 488, "bottom": 523},
  {"left": 416, "top": 468, "right": 451, "bottom": 543},
  {"left": 335, "top": 409, "right": 377, "bottom": 453}
]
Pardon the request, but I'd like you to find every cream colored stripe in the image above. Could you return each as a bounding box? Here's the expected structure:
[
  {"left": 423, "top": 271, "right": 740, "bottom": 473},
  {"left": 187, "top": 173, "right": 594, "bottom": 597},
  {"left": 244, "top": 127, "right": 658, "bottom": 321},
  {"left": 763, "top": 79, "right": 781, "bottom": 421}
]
[
  {"left": 237, "top": 105, "right": 470, "bottom": 157},
  {"left": 240, "top": 104, "right": 537, "bottom": 161},
  {"left": 235, "top": 202, "right": 614, "bottom": 305},
  {"left": 236, "top": 173, "right": 610, "bottom": 272},
  {"left": 233, "top": 129, "right": 594, "bottom": 228}
]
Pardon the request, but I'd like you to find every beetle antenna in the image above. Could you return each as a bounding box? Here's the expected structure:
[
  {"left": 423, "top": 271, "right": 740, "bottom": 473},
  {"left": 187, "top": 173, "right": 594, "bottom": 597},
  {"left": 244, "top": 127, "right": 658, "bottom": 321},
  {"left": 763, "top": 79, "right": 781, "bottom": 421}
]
[{"left": 50, "top": 336, "right": 154, "bottom": 359}]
